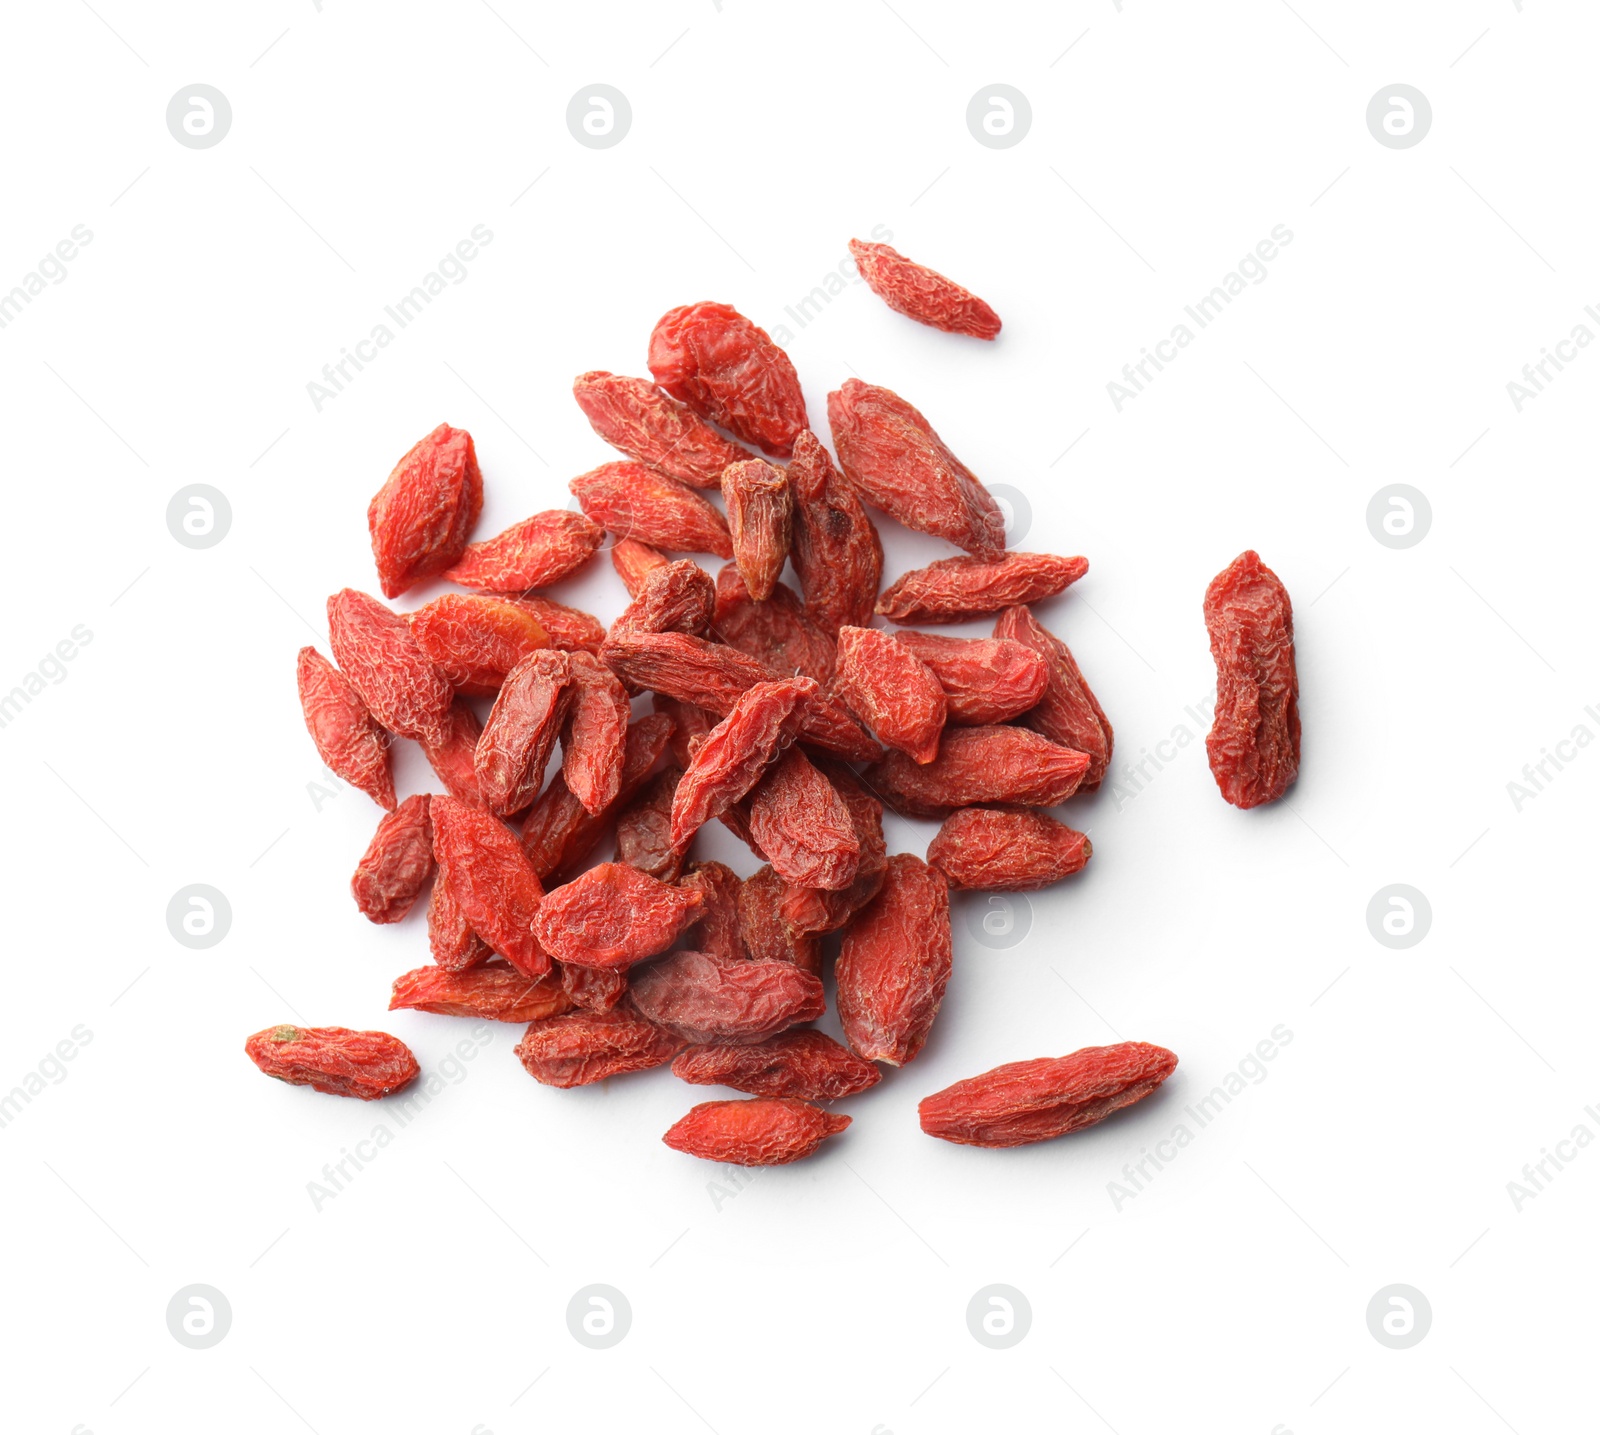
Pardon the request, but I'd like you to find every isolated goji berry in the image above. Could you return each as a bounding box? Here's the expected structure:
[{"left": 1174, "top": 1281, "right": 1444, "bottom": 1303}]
[
  {"left": 833, "top": 626, "right": 947, "bottom": 764},
  {"left": 516, "top": 1005, "right": 683, "bottom": 1088},
  {"left": 245, "top": 1025, "right": 419, "bottom": 1101},
  {"left": 352, "top": 794, "right": 435, "bottom": 923},
  {"left": 648, "top": 302, "right": 808, "bottom": 457},
  {"left": 926, "top": 807, "right": 1091, "bottom": 891},
  {"left": 571, "top": 461, "right": 733, "bottom": 558},
  {"left": 561, "top": 650, "right": 630, "bottom": 816},
  {"left": 475, "top": 650, "right": 573, "bottom": 816},
  {"left": 739, "top": 863, "right": 822, "bottom": 975},
  {"left": 432, "top": 796, "right": 549, "bottom": 978},
  {"left": 787, "top": 429, "right": 883, "bottom": 634},
  {"left": 419, "top": 697, "right": 485, "bottom": 805},
  {"left": 630, "top": 949, "right": 826, "bottom": 1043},
  {"left": 849, "top": 239, "right": 1002, "bottom": 340},
  {"left": 865, "top": 725, "right": 1089, "bottom": 817},
  {"left": 367, "top": 423, "right": 483, "bottom": 598},
  {"left": 389, "top": 962, "right": 571, "bottom": 1023},
  {"left": 673, "top": 1030, "right": 882, "bottom": 1101},
  {"left": 918, "top": 1042, "right": 1178, "bottom": 1148},
  {"left": 679, "top": 861, "right": 747, "bottom": 964},
  {"left": 1205, "top": 550, "right": 1300, "bottom": 809},
  {"left": 532, "top": 861, "right": 703, "bottom": 970},
  {"left": 721, "top": 458, "right": 792, "bottom": 602},
  {"left": 442, "top": 509, "right": 604, "bottom": 592},
  {"left": 993, "top": 604, "right": 1113, "bottom": 789},
  {"left": 573, "top": 370, "right": 750, "bottom": 488},
  {"left": 426, "top": 873, "right": 492, "bottom": 972},
  {"left": 877, "top": 553, "right": 1088, "bottom": 623},
  {"left": 495, "top": 594, "right": 606, "bottom": 654},
  {"left": 327, "top": 588, "right": 454, "bottom": 744},
  {"left": 296, "top": 647, "right": 395, "bottom": 810},
  {"left": 662, "top": 1097, "right": 850, "bottom": 1165},
  {"left": 778, "top": 758, "right": 888, "bottom": 936},
  {"left": 612, "top": 537, "right": 670, "bottom": 597},
  {"left": 713, "top": 566, "right": 836, "bottom": 684},
  {"left": 828, "top": 380, "right": 1006, "bottom": 556},
  {"left": 559, "top": 961, "right": 629, "bottom": 1014},
  {"left": 614, "top": 765, "right": 686, "bottom": 881},
  {"left": 408, "top": 594, "right": 550, "bottom": 695},
  {"left": 892, "top": 630, "right": 1048, "bottom": 726},
  {"left": 836, "top": 853, "right": 952, "bottom": 1067},
  {"left": 609, "top": 558, "right": 716, "bottom": 643},
  {"left": 748, "top": 747, "right": 861, "bottom": 890}
]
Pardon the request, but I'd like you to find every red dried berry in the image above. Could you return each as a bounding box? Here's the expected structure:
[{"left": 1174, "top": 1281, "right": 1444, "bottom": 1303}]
[
  {"left": 570, "top": 460, "right": 732, "bottom": 558},
  {"left": 561, "top": 650, "right": 630, "bottom": 816},
  {"left": 426, "top": 874, "right": 492, "bottom": 972},
  {"left": 721, "top": 458, "right": 792, "bottom": 602},
  {"left": 777, "top": 758, "right": 887, "bottom": 936},
  {"left": 516, "top": 1006, "right": 683, "bottom": 1088},
  {"left": 475, "top": 650, "right": 573, "bottom": 816},
  {"left": 573, "top": 370, "right": 750, "bottom": 488},
  {"left": 713, "top": 566, "right": 836, "bottom": 684},
  {"left": 919, "top": 1042, "right": 1179, "bottom": 1148},
  {"left": 1205, "top": 550, "right": 1300, "bottom": 809},
  {"left": 351, "top": 794, "right": 435, "bottom": 923},
  {"left": 877, "top": 553, "right": 1089, "bottom": 624},
  {"left": 296, "top": 647, "right": 395, "bottom": 810},
  {"left": 408, "top": 594, "right": 551, "bottom": 695},
  {"left": 672, "top": 1030, "right": 881, "bottom": 1101},
  {"left": 367, "top": 423, "right": 483, "bottom": 598},
  {"left": 739, "top": 864, "right": 823, "bottom": 976},
  {"left": 833, "top": 626, "right": 947, "bottom": 764},
  {"left": 993, "top": 604, "right": 1113, "bottom": 789},
  {"left": 849, "top": 240, "right": 1002, "bottom": 340},
  {"left": 648, "top": 301, "right": 808, "bottom": 457},
  {"left": 614, "top": 764, "right": 686, "bottom": 881},
  {"left": 245, "top": 1025, "right": 419, "bottom": 1101},
  {"left": 531, "top": 861, "right": 703, "bottom": 970},
  {"left": 679, "top": 861, "right": 747, "bottom": 964},
  {"left": 748, "top": 747, "right": 861, "bottom": 891},
  {"left": 559, "top": 961, "right": 629, "bottom": 1014},
  {"left": 892, "top": 630, "right": 1048, "bottom": 726},
  {"left": 926, "top": 807, "right": 1091, "bottom": 891},
  {"left": 663, "top": 1097, "right": 850, "bottom": 1165},
  {"left": 654, "top": 694, "right": 716, "bottom": 769},
  {"left": 630, "top": 949, "right": 826, "bottom": 1043},
  {"left": 441, "top": 509, "right": 604, "bottom": 592},
  {"left": 863, "top": 726, "right": 1090, "bottom": 818},
  {"left": 327, "top": 588, "right": 453, "bottom": 744},
  {"left": 609, "top": 559, "right": 716, "bottom": 643},
  {"left": 389, "top": 962, "right": 571, "bottom": 1023},
  {"left": 827, "top": 379, "right": 1005, "bottom": 556},
  {"left": 419, "top": 697, "right": 485, "bottom": 805},
  {"left": 612, "top": 538, "right": 671, "bottom": 597},
  {"left": 495, "top": 594, "right": 606, "bottom": 654},
  {"left": 788, "top": 429, "right": 883, "bottom": 634},
  {"left": 431, "top": 796, "right": 549, "bottom": 978}
]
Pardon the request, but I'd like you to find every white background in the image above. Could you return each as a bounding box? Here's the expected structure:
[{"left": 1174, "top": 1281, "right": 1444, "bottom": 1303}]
[{"left": 1, "top": 2, "right": 1595, "bottom": 1432}]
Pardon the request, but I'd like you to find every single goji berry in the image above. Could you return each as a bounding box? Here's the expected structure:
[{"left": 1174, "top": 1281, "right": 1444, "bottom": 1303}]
[
  {"left": 494, "top": 593, "right": 606, "bottom": 654},
  {"left": 918, "top": 1042, "right": 1178, "bottom": 1148},
  {"left": 648, "top": 302, "right": 808, "bottom": 457},
  {"left": 245, "top": 1025, "right": 419, "bottom": 1100},
  {"left": 327, "top": 588, "right": 453, "bottom": 744},
  {"left": 1205, "top": 550, "right": 1300, "bottom": 809},
  {"left": 663, "top": 1097, "right": 849, "bottom": 1166},
  {"left": 827, "top": 380, "right": 1005, "bottom": 556},
  {"left": 571, "top": 460, "right": 732, "bottom": 558},
  {"left": 389, "top": 962, "right": 571, "bottom": 1023},
  {"left": 679, "top": 861, "right": 747, "bottom": 964},
  {"left": 849, "top": 239, "right": 1002, "bottom": 340},
  {"left": 408, "top": 594, "right": 551, "bottom": 695},
  {"left": 713, "top": 565, "right": 836, "bottom": 684},
  {"left": 296, "top": 647, "right": 395, "bottom": 810},
  {"left": 532, "top": 861, "right": 703, "bottom": 970},
  {"left": 441, "top": 509, "right": 604, "bottom": 591},
  {"left": 926, "top": 807, "right": 1091, "bottom": 891},
  {"left": 573, "top": 370, "right": 750, "bottom": 488},
  {"left": 787, "top": 429, "right": 883, "bottom": 634},
  {"left": 833, "top": 626, "right": 947, "bottom": 764},
  {"left": 748, "top": 747, "right": 861, "bottom": 891},
  {"left": 475, "top": 649, "right": 573, "bottom": 816},
  {"left": 614, "top": 764, "right": 686, "bottom": 881},
  {"left": 612, "top": 537, "right": 671, "bottom": 597},
  {"left": 892, "top": 630, "right": 1049, "bottom": 726},
  {"left": 672, "top": 1030, "right": 881, "bottom": 1100},
  {"left": 432, "top": 795, "right": 549, "bottom": 978},
  {"left": 877, "top": 553, "right": 1089, "bottom": 624},
  {"left": 836, "top": 853, "right": 952, "bottom": 1067},
  {"left": 367, "top": 423, "right": 483, "bottom": 598},
  {"left": 561, "top": 650, "right": 630, "bottom": 816},
  {"left": 609, "top": 559, "right": 716, "bottom": 643},
  {"left": 419, "top": 696, "right": 485, "bottom": 805},
  {"left": 351, "top": 794, "right": 435, "bottom": 923},
  {"left": 427, "top": 872, "right": 492, "bottom": 972},
  {"left": 863, "top": 726, "right": 1089, "bottom": 817},
  {"left": 721, "top": 457, "right": 792, "bottom": 602},
  {"left": 739, "top": 863, "right": 822, "bottom": 975},
  {"left": 992, "top": 604, "right": 1113, "bottom": 789},
  {"left": 630, "top": 948, "right": 825, "bottom": 1043},
  {"left": 777, "top": 758, "right": 887, "bottom": 935},
  {"left": 558, "top": 961, "right": 629, "bottom": 1014},
  {"left": 515, "top": 1005, "right": 683, "bottom": 1087}
]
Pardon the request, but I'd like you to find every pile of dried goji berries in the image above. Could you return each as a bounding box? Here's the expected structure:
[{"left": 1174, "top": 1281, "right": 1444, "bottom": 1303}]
[{"left": 246, "top": 241, "right": 1298, "bottom": 1166}]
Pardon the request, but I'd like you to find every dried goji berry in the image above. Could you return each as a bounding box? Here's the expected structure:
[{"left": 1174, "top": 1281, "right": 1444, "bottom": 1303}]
[
  {"left": 389, "top": 962, "right": 571, "bottom": 1023},
  {"left": 1205, "top": 550, "right": 1300, "bottom": 809},
  {"left": 739, "top": 864, "right": 822, "bottom": 975},
  {"left": 648, "top": 301, "right": 808, "bottom": 457},
  {"left": 432, "top": 795, "right": 549, "bottom": 978},
  {"left": 495, "top": 593, "right": 606, "bottom": 654},
  {"left": 748, "top": 747, "right": 861, "bottom": 891},
  {"left": 778, "top": 758, "right": 887, "bottom": 935},
  {"left": 918, "top": 1042, "right": 1178, "bottom": 1148},
  {"left": 419, "top": 697, "right": 485, "bottom": 805},
  {"left": 877, "top": 553, "right": 1088, "bottom": 624},
  {"left": 327, "top": 588, "right": 453, "bottom": 743},
  {"left": 863, "top": 726, "right": 1089, "bottom": 818},
  {"left": 849, "top": 240, "right": 1001, "bottom": 340},
  {"left": 713, "top": 565, "right": 836, "bottom": 684},
  {"left": 721, "top": 458, "right": 792, "bottom": 602},
  {"left": 559, "top": 961, "right": 629, "bottom": 1014},
  {"left": 833, "top": 626, "right": 947, "bottom": 764},
  {"left": 408, "top": 594, "right": 550, "bottom": 695},
  {"left": 571, "top": 460, "right": 732, "bottom": 558},
  {"left": 441, "top": 509, "right": 604, "bottom": 592},
  {"left": 475, "top": 650, "right": 573, "bottom": 816},
  {"left": 653, "top": 694, "right": 715, "bottom": 768},
  {"left": 367, "top": 423, "right": 483, "bottom": 598},
  {"left": 892, "top": 630, "right": 1048, "bottom": 726},
  {"left": 827, "top": 380, "right": 1005, "bottom": 556},
  {"left": 662, "top": 1097, "right": 850, "bottom": 1165},
  {"left": 573, "top": 370, "right": 750, "bottom": 488},
  {"left": 993, "top": 604, "right": 1113, "bottom": 789},
  {"left": 351, "top": 794, "right": 435, "bottom": 923},
  {"left": 787, "top": 429, "right": 883, "bottom": 634},
  {"left": 630, "top": 948, "right": 825, "bottom": 1043},
  {"left": 245, "top": 1025, "right": 419, "bottom": 1101},
  {"left": 609, "top": 558, "right": 716, "bottom": 643},
  {"left": 296, "top": 647, "right": 395, "bottom": 810},
  {"left": 679, "top": 861, "right": 747, "bottom": 964},
  {"left": 836, "top": 853, "right": 952, "bottom": 1067},
  {"left": 612, "top": 537, "right": 671, "bottom": 597},
  {"left": 561, "top": 650, "right": 630, "bottom": 816},
  {"left": 516, "top": 1005, "right": 683, "bottom": 1087},
  {"left": 673, "top": 1030, "right": 881, "bottom": 1100},
  {"left": 427, "top": 873, "right": 492, "bottom": 972},
  {"left": 614, "top": 765, "right": 686, "bottom": 881},
  {"left": 926, "top": 807, "right": 1091, "bottom": 891},
  {"left": 532, "top": 861, "right": 703, "bottom": 970}
]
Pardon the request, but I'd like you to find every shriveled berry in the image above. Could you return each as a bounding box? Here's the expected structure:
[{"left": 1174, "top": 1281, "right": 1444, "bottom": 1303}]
[
  {"left": 495, "top": 594, "right": 606, "bottom": 654},
  {"left": 788, "top": 429, "right": 882, "bottom": 634},
  {"left": 419, "top": 697, "right": 484, "bottom": 805},
  {"left": 877, "top": 553, "right": 1089, "bottom": 623},
  {"left": 245, "top": 1025, "right": 419, "bottom": 1101},
  {"left": 673, "top": 1030, "right": 881, "bottom": 1100},
  {"left": 654, "top": 694, "right": 715, "bottom": 769},
  {"left": 612, "top": 537, "right": 670, "bottom": 597},
  {"left": 327, "top": 588, "right": 453, "bottom": 744},
  {"left": 993, "top": 604, "right": 1113, "bottom": 789},
  {"left": 927, "top": 807, "right": 1091, "bottom": 891},
  {"left": 833, "top": 626, "right": 946, "bottom": 764},
  {"left": 610, "top": 559, "right": 716, "bottom": 642},
  {"left": 663, "top": 1097, "right": 849, "bottom": 1166},
  {"left": 475, "top": 650, "right": 573, "bottom": 816},
  {"left": 561, "top": 650, "right": 630, "bottom": 816},
  {"left": 409, "top": 594, "right": 550, "bottom": 695},
  {"left": 427, "top": 874, "right": 492, "bottom": 972},
  {"left": 740, "top": 864, "right": 823, "bottom": 975},
  {"left": 559, "top": 962, "right": 629, "bottom": 1014},
  {"left": 432, "top": 796, "right": 548, "bottom": 978},
  {"left": 573, "top": 370, "right": 749, "bottom": 487},
  {"left": 571, "top": 460, "right": 732, "bottom": 558},
  {"left": 849, "top": 240, "right": 1002, "bottom": 340},
  {"left": 713, "top": 566, "right": 836, "bottom": 684},
  {"left": 778, "top": 758, "right": 887, "bottom": 935},
  {"left": 892, "top": 630, "right": 1048, "bottom": 726},
  {"left": 614, "top": 765, "right": 686, "bottom": 881},
  {"left": 721, "top": 458, "right": 792, "bottom": 602},
  {"left": 863, "top": 726, "right": 1090, "bottom": 818},
  {"left": 296, "top": 647, "right": 395, "bottom": 810},
  {"left": 532, "top": 861, "right": 703, "bottom": 970},
  {"left": 630, "top": 949, "right": 825, "bottom": 1043},
  {"left": 748, "top": 748, "right": 860, "bottom": 891},
  {"left": 516, "top": 1006, "right": 683, "bottom": 1087},
  {"left": 679, "top": 861, "right": 747, "bottom": 963},
  {"left": 367, "top": 423, "right": 483, "bottom": 598},
  {"left": 351, "top": 794, "right": 435, "bottom": 923},
  {"left": 389, "top": 962, "right": 571, "bottom": 1023},
  {"left": 442, "top": 509, "right": 604, "bottom": 591}
]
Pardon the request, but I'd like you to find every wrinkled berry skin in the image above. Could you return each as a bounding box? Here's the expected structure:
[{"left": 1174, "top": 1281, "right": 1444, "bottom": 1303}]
[
  {"left": 296, "top": 647, "right": 395, "bottom": 810},
  {"left": 863, "top": 726, "right": 1090, "bottom": 818},
  {"left": 516, "top": 1006, "right": 683, "bottom": 1088},
  {"left": 431, "top": 796, "right": 549, "bottom": 978},
  {"left": 531, "top": 862, "right": 702, "bottom": 970},
  {"left": 389, "top": 963, "right": 571, "bottom": 1023},
  {"left": 351, "top": 795, "right": 435, "bottom": 923},
  {"left": 245, "top": 1025, "right": 419, "bottom": 1100},
  {"left": 442, "top": 509, "right": 604, "bottom": 592},
  {"left": 571, "top": 461, "right": 733, "bottom": 558},
  {"left": 926, "top": 807, "right": 1091, "bottom": 891},
  {"left": 714, "top": 566, "right": 837, "bottom": 684},
  {"left": 993, "top": 605, "right": 1114, "bottom": 789},
  {"left": 672, "top": 1030, "right": 881, "bottom": 1101},
  {"left": 475, "top": 650, "right": 573, "bottom": 817},
  {"left": 748, "top": 748, "right": 861, "bottom": 891},
  {"left": 849, "top": 240, "right": 1002, "bottom": 340},
  {"left": 649, "top": 302, "right": 808, "bottom": 457},
  {"left": 787, "top": 429, "right": 882, "bottom": 634},
  {"left": 892, "top": 630, "right": 1048, "bottom": 726},
  {"left": 833, "top": 626, "right": 946, "bottom": 765},
  {"left": 409, "top": 594, "right": 551, "bottom": 695},
  {"left": 573, "top": 370, "right": 749, "bottom": 488},
  {"left": 1204, "top": 550, "right": 1300, "bottom": 809},
  {"left": 721, "top": 458, "right": 792, "bottom": 602},
  {"left": 367, "top": 423, "right": 483, "bottom": 598},
  {"left": 662, "top": 1098, "right": 850, "bottom": 1166},
  {"left": 327, "top": 588, "right": 454, "bottom": 744},
  {"left": 877, "top": 553, "right": 1088, "bottom": 624},
  {"left": 630, "top": 949, "right": 826, "bottom": 1044}
]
